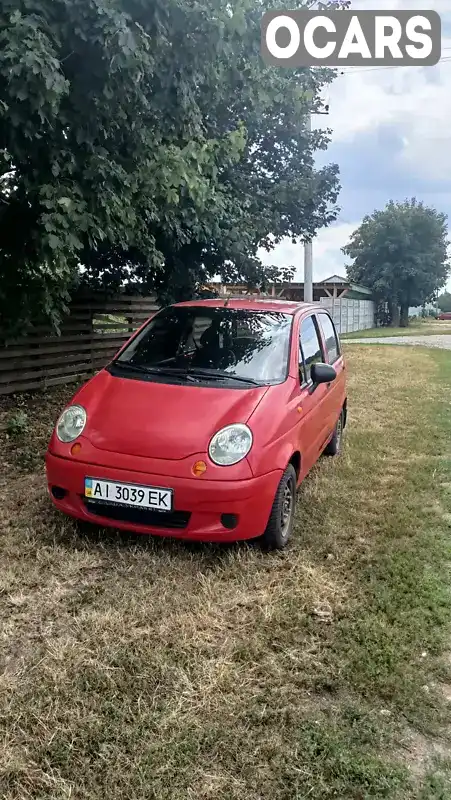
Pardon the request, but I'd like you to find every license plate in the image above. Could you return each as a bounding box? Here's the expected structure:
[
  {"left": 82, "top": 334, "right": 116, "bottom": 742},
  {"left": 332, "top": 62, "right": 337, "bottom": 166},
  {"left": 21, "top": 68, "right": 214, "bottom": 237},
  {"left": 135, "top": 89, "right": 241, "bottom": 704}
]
[{"left": 84, "top": 478, "right": 173, "bottom": 511}]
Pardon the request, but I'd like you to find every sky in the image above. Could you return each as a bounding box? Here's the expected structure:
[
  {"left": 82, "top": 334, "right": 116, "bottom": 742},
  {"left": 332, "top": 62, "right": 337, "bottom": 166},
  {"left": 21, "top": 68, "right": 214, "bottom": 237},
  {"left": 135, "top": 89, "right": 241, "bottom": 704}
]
[{"left": 259, "top": 0, "right": 451, "bottom": 291}]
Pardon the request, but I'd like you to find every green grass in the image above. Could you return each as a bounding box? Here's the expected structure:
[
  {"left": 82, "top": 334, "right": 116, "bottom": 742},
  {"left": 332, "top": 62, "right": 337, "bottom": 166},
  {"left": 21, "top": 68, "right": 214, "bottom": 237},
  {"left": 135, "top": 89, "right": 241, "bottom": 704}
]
[
  {"left": 342, "top": 320, "right": 451, "bottom": 339},
  {"left": 1, "top": 345, "right": 451, "bottom": 798}
]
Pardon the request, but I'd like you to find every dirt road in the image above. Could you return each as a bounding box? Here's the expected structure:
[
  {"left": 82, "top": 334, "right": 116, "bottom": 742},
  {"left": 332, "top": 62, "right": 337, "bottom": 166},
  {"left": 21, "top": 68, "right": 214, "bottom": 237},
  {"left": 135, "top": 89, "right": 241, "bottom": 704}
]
[{"left": 348, "top": 335, "right": 451, "bottom": 350}]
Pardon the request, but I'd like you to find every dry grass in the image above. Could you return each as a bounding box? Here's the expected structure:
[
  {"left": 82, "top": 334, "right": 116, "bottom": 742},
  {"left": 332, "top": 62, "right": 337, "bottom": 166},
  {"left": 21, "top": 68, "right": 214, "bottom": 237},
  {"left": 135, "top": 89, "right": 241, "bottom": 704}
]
[{"left": 1, "top": 345, "right": 451, "bottom": 798}]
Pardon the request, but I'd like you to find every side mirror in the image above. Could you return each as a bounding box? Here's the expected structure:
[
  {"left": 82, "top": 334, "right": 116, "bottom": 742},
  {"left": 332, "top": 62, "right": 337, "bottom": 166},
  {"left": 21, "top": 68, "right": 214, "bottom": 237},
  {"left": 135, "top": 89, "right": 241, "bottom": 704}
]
[{"left": 310, "top": 363, "right": 337, "bottom": 391}]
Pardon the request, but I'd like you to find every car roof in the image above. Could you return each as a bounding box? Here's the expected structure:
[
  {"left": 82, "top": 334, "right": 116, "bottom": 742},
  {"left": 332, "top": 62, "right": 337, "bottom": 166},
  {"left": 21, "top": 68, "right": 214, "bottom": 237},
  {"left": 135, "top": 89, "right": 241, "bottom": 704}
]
[{"left": 173, "top": 298, "right": 318, "bottom": 316}]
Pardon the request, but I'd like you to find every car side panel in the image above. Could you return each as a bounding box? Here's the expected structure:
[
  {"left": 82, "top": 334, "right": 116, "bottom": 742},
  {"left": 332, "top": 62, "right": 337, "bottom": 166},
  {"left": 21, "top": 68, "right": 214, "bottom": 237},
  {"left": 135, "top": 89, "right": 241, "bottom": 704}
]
[
  {"left": 314, "top": 312, "right": 347, "bottom": 440},
  {"left": 292, "top": 382, "right": 330, "bottom": 479},
  {"left": 315, "top": 350, "right": 346, "bottom": 445},
  {"left": 324, "top": 359, "right": 346, "bottom": 442},
  {"left": 295, "top": 310, "right": 335, "bottom": 464},
  {"left": 246, "top": 310, "right": 344, "bottom": 482},
  {"left": 246, "top": 377, "right": 305, "bottom": 477}
]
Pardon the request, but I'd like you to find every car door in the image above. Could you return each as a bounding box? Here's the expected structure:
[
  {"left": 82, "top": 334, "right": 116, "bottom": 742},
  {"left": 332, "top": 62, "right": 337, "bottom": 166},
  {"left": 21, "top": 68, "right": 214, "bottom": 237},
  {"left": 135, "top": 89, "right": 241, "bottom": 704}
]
[
  {"left": 315, "top": 311, "right": 346, "bottom": 437},
  {"left": 295, "top": 313, "right": 331, "bottom": 476}
]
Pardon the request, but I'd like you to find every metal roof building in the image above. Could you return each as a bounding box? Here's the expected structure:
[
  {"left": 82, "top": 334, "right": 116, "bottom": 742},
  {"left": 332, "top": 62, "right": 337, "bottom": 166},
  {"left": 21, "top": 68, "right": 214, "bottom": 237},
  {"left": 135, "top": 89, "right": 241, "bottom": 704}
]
[{"left": 207, "top": 275, "right": 373, "bottom": 303}]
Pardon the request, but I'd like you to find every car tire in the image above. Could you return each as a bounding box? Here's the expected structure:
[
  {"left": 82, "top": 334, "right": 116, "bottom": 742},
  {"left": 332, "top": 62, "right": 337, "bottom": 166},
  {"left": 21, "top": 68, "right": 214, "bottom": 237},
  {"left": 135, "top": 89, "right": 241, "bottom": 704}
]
[
  {"left": 324, "top": 410, "right": 344, "bottom": 456},
  {"left": 261, "top": 464, "right": 297, "bottom": 551}
]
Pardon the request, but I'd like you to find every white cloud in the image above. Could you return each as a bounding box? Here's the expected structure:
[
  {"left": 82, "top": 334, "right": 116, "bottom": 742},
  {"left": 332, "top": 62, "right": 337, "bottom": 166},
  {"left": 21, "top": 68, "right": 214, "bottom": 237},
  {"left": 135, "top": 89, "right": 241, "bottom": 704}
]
[
  {"left": 352, "top": 0, "right": 448, "bottom": 13},
  {"left": 259, "top": 220, "right": 451, "bottom": 292},
  {"left": 320, "top": 55, "right": 451, "bottom": 182},
  {"left": 258, "top": 222, "right": 357, "bottom": 282},
  {"left": 317, "top": 1, "right": 451, "bottom": 180},
  {"left": 260, "top": 1, "right": 451, "bottom": 289}
]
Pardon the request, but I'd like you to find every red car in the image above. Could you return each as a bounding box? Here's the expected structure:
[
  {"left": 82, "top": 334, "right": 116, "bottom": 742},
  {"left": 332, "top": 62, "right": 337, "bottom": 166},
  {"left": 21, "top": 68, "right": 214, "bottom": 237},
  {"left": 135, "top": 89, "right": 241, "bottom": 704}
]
[
  {"left": 438, "top": 312, "right": 451, "bottom": 320},
  {"left": 46, "top": 299, "right": 347, "bottom": 549}
]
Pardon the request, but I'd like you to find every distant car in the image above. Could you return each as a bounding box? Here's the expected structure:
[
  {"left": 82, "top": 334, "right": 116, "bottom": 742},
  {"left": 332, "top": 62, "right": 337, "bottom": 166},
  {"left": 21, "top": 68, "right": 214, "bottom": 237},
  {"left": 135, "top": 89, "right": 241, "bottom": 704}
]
[
  {"left": 438, "top": 312, "right": 451, "bottom": 320},
  {"left": 45, "top": 299, "right": 347, "bottom": 550}
]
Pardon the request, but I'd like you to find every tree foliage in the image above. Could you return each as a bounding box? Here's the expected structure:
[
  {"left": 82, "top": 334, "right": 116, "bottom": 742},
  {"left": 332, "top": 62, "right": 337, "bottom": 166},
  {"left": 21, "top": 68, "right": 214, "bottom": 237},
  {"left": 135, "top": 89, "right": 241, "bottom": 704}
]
[
  {"left": 0, "top": 0, "right": 343, "bottom": 332},
  {"left": 437, "top": 291, "right": 451, "bottom": 313},
  {"left": 343, "top": 199, "right": 450, "bottom": 327}
]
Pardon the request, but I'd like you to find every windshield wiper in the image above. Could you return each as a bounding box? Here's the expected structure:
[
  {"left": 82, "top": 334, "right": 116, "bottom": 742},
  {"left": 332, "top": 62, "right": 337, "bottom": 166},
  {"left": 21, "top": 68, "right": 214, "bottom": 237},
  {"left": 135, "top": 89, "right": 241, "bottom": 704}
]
[
  {"left": 112, "top": 361, "right": 154, "bottom": 374},
  {"left": 113, "top": 362, "right": 262, "bottom": 386},
  {"left": 185, "top": 368, "right": 262, "bottom": 386},
  {"left": 112, "top": 362, "right": 197, "bottom": 381}
]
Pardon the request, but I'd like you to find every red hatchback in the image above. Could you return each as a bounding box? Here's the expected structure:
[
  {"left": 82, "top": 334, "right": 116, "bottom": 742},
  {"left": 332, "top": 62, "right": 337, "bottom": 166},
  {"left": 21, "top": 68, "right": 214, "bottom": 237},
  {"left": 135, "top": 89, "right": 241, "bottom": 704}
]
[{"left": 46, "top": 299, "right": 347, "bottom": 549}]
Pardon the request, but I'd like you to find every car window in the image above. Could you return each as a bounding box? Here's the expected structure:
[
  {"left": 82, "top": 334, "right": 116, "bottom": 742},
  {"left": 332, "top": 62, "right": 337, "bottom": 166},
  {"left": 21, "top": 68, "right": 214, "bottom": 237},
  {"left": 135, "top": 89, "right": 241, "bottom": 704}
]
[
  {"left": 185, "top": 316, "right": 216, "bottom": 350},
  {"left": 317, "top": 313, "right": 340, "bottom": 364},
  {"left": 299, "top": 315, "right": 324, "bottom": 383},
  {"left": 115, "top": 306, "right": 293, "bottom": 385}
]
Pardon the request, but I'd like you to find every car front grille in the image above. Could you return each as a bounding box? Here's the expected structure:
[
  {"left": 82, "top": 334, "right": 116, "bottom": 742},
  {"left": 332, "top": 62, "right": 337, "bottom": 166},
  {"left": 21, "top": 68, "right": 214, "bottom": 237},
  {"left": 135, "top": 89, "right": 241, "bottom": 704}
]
[{"left": 83, "top": 499, "right": 191, "bottom": 530}]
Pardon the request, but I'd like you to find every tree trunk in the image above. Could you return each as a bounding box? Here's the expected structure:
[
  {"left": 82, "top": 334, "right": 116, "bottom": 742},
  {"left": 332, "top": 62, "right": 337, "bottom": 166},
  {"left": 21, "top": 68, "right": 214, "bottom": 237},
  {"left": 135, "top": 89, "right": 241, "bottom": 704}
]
[
  {"left": 389, "top": 301, "right": 400, "bottom": 327},
  {"left": 400, "top": 303, "right": 409, "bottom": 327}
]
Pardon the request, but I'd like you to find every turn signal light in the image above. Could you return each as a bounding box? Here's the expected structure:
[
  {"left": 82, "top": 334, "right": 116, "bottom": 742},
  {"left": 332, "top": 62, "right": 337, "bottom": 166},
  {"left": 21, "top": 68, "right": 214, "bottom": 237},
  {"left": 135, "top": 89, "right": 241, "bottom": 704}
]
[
  {"left": 192, "top": 460, "right": 207, "bottom": 477},
  {"left": 71, "top": 443, "right": 82, "bottom": 456}
]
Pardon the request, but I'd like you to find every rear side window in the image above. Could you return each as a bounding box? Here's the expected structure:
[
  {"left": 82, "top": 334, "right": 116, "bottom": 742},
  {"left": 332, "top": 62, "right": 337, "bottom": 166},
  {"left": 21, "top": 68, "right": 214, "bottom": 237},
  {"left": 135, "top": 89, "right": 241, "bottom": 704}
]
[
  {"left": 299, "top": 315, "right": 323, "bottom": 383},
  {"left": 317, "top": 313, "right": 340, "bottom": 364}
]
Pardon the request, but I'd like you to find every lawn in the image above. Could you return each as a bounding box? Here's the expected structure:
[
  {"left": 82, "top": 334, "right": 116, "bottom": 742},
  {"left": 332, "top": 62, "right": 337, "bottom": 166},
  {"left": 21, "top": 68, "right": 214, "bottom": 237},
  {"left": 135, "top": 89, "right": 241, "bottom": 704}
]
[
  {"left": 342, "top": 320, "right": 451, "bottom": 339},
  {"left": 1, "top": 344, "right": 451, "bottom": 799}
]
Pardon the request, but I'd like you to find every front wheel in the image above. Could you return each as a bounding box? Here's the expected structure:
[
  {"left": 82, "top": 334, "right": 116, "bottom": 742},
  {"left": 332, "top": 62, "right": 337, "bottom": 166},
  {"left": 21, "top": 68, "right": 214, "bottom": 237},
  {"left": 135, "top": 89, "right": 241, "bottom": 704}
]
[{"left": 261, "top": 464, "right": 297, "bottom": 550}]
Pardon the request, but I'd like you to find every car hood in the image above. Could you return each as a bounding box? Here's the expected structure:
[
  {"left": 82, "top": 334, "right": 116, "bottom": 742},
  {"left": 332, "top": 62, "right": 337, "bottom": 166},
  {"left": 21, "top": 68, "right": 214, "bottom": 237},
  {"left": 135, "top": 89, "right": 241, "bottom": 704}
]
[{"left": 72, "top": 369, "right": 269, "bottom": 460}]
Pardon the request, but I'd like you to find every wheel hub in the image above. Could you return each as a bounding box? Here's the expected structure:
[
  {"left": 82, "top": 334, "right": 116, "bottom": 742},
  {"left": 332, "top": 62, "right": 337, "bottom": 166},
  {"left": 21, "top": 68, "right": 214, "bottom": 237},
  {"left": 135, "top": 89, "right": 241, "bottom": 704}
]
[{"left": 281, "top": 483, "right": 293, "bottom": 535}]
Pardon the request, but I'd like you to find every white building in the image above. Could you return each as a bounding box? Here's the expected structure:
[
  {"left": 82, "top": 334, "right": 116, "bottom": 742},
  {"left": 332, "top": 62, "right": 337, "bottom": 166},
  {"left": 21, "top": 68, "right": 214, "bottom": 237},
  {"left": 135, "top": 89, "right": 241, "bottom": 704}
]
[{"left": 409, "top": 302, "right": 438, "bottom": 317}]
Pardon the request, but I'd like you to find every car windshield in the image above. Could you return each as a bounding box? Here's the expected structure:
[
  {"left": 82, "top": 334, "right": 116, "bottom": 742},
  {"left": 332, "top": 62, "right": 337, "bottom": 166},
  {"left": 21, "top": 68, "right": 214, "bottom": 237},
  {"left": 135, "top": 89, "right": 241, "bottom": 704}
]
[{"left": 115, "top": 306, "right": 293, "bottom": 385}]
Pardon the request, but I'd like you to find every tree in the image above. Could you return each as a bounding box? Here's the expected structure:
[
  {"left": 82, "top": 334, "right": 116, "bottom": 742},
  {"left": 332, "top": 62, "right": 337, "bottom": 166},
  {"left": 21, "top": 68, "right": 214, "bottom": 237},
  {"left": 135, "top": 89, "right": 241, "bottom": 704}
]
[
  {"left": 438, "top": 292, "right": 451, "bottom": 313},
  {"left": 343, "top": 199, "right": 450, "bottom": 327},
  {"left": 0, "top": 0, "right": 344, "bottom": 334}
]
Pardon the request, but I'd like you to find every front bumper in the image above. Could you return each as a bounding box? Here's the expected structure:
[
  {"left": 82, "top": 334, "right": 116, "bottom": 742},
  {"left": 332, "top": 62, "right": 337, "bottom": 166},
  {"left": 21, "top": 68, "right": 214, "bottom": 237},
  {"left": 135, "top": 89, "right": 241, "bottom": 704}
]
[{"left": 45, "top": 452, "right": 282, "bottom": 542}]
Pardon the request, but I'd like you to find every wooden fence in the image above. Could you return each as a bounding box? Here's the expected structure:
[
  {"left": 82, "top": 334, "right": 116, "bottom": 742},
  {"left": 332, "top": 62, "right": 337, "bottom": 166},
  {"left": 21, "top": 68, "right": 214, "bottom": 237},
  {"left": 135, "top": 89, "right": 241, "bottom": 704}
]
[{"left": 0, "top": 295, "right": 159, "bottom": 396}]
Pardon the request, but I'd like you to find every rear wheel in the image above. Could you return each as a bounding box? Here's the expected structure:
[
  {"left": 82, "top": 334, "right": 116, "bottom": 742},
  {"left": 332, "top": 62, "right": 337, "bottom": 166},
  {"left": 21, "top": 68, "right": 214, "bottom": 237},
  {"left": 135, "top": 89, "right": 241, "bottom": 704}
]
[
  {"left": 261, "top": 464, "right": 297, "bottom": 550},
  {"left": 324, "top": 411, "right": 344, "bottom": 456}
]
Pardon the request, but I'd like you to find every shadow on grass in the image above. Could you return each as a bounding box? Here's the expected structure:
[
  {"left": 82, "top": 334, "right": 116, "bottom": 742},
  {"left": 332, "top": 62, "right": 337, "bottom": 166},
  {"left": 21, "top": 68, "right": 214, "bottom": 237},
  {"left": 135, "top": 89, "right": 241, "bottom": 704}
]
[
  {"left": 37, "top": 494, "right": 266, "bottom": 565},
  {"left": 37, "top": 460, "right": 330, "bottom": 565}
]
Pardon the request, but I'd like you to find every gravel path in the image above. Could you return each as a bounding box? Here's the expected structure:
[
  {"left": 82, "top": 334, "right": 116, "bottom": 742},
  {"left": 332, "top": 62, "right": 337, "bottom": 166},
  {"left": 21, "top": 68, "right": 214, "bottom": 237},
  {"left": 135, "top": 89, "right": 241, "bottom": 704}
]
[{"left": 348, "top": 335, "right": 451, "bottom": 350}]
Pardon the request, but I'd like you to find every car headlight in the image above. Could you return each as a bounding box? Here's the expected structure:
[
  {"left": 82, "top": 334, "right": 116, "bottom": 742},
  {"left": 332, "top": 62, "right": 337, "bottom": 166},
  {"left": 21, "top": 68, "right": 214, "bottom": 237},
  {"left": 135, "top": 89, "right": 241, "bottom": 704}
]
[
  {"left": 208, "top": 423, "right": 253, "bottom": 466},
  {"left": 56, "top": 405, "right": 87, "bottom": 443}
]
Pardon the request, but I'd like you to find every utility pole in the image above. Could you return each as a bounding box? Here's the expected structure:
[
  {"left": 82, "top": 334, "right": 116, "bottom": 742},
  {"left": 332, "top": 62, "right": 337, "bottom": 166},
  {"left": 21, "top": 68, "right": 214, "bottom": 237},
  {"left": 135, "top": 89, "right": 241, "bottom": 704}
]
[
  {"left": 304, "top": 113, "right": 313, "bottom": 303},
  {"left": 303, "top": 105, "right": 329, "bottom": 304}
]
